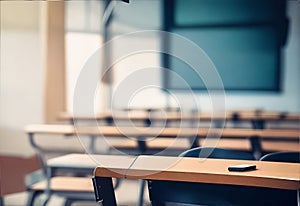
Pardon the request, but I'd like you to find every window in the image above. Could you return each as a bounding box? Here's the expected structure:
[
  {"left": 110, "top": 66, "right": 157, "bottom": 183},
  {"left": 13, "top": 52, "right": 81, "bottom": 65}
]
[{"left": 65, "top": 1, "right": 104, "bottom": 112}]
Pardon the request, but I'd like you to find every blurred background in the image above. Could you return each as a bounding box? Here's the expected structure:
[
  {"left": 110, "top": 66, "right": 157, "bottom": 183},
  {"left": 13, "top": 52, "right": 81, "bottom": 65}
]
[
  {"left": 1, "top": 0, "right": 299, "bottom": 156},
  {"left": 0, "top": 0, "right": 299, "bottom": 205}
]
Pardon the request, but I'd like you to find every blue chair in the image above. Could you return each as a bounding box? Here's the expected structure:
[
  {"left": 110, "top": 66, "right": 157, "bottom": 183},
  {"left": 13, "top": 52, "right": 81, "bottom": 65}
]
[
  {"left": 260, "top": 151, "right": 300, "bottom": 163},
  {"left": 179, "top": 147, "right": 255, "bottom": 160},
  {"left": 147, "top": 147, "right": 257, "bottom": 206}
]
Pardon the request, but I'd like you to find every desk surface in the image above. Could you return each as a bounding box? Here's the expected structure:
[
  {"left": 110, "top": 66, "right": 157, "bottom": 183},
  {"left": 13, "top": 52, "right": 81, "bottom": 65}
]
[
  {"left": 94, "top": 155, "right": 300, "bottom": 190},
  {"left": 48, "top": 154, "right": 136, "bottom": 178},
  {"left": 47, "top": 154, "right": 135, "bottom": 170},
  {"left": 25, "top": 124, "right": 300, "bottom": 140}
]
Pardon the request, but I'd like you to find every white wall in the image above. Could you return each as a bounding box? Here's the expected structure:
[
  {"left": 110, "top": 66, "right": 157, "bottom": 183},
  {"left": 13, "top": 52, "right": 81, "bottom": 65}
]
[
  {"left": 0, "top": 1, "right": 44, "bottom": 155},
  {"left": 0, "top": 2, "right": 93, "bottom": 156}
]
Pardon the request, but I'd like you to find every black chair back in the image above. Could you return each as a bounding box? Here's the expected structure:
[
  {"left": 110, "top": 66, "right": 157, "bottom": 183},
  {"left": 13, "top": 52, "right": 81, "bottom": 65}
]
[
  {"left": 260, "top": 151, "right": 300, "bottom": 163},
  {"left": 179, "top": 147, "right": 255, "bottom": 160},
  {"left": 148, "top": 147, "right": 256, "bottom": 206}
]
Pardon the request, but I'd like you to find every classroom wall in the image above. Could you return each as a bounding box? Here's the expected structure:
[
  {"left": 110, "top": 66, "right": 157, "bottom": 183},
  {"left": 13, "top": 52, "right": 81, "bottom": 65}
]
[
  {"left": 65, "top": 0, "right": 300, "bottom": 113},
  {"left": 0, "top": 2, "right": 88, "bottom": 156},
  {"left": 0, "top": 1, "right": 43, "bottom": 155},
  {"left": 108, "top": 0, "right": 300, "bottom": 112}
]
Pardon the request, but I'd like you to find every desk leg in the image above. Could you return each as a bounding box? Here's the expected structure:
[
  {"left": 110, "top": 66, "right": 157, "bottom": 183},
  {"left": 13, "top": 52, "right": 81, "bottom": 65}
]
[
  {"left": 137, "top": 140, "right": 147, "bottom": 154},
  {"left": 297, "top": 189, "right": 299, "bottom": 206},
  {"left": 136, "top": 138, "right": 147, "bottom": 206},
  {"left": 137, "top": 180, "right": 146, "bottom": 206},
  {"left": 213, "top": 119, "right": 223, "bottom": 128},
  {"left": 105, "top": 117, "right": 114, "bottom": 126},
  {"left": 92, "top": 177, "right": 117, "bottom": 206},
  {"left": 144, "top": 118, "right": 151, "bottom": 127},
  {"left": 41, "top": 167, "right": 52, "bottom": 206},
  {"left": 28, "top": 133, "right": 52, "bottom": 205},
  {"left": 252, "top": 120, "right": 265, "bottom": 129},
  {"left": 188, "top": 137, "right": 199, "bottom": 148},
  {"left": 0, "top": 197, "right": 4, "bottom": 206},
  {"left": 250, "top": 136, "right": 262, "bottom": 159},
  {"left": 28, "top": 133, "right": 47, "bottom": 175},
  {"left": 88, "top": 135, "right": 96, "bottom": 154}
]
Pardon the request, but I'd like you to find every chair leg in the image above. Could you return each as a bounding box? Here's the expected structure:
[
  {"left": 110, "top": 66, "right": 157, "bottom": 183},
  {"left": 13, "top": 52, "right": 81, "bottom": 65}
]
[
  {"left": 41, "top": 193, "right": 51, "bottom": 206},
  {"left": 64, "top": 199, "right": 74, "bottom": 206},
  {"left": 137, "top": 180, "right": 146, "bottom": 206},
  {"left": 26, "top": 191, "right": 42, "bottom": 206},
  {"left": 113, "top": 178, "right": 121, "bottom": 189},
  {"left": 0, "top": 196, "right": 4, "bottom": 206}
]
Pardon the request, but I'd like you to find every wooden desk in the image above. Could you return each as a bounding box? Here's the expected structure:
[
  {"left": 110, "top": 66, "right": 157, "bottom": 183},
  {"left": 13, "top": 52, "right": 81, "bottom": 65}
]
[
  {"left": 47, "top": 154, "right": 136, "bottom": 177},
  {"left": 25, "top": 124, "right": 299, "bottom": 159},
  {"left": 27, "top": 154, "right": 137, "bottom": 206},
  {"left": 93, "top": 155, "right": 300, "bottom": 206}
]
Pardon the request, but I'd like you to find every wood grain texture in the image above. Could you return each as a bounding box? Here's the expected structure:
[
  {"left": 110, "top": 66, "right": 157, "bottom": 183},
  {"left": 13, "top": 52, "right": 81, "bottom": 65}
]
[
  {"left": 29, "top": 176, "right": 93, "bottom": 192},
  {"left": 47, "top": 154, "right": 137, "bottom": 171},
  {"left": 94, "top": 155, "right": 300, "bottom": 190}
]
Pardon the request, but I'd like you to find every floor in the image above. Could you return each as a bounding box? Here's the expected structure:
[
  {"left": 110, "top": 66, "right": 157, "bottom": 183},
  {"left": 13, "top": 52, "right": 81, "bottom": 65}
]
[{"left": 4, "top": 179, "right": 150, "bottom": 206}]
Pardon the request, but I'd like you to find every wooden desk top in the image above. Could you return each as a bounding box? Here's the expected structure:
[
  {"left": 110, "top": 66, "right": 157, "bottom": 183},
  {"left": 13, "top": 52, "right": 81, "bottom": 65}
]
[
  {"left": 94, "top": 155, "right": 300, "bottom": 190},
  {"left": 47, "top": 154, "right": 136, "bottom": 177},
  {"left": 25, "top": 124, "right": 300, "bottom": 140},
  {"left": 25, "top": 124, "right": 75, "bottom": 135}
]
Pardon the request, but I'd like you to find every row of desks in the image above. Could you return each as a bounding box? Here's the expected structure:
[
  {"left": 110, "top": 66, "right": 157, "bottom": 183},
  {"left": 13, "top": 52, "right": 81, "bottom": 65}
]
[
  {"left": 25, "top": 119, "right": 299, "bottom": 205},
  {"left": 59, "top": 110, "right": 300, "bottom": 122},
  {"left": 25, "top": 124, "right": 300, "bottom": 139},
  {"left": 25, "top": 124, "right": 299, "bottom": 181},
  {"left": 24, "top": 110, "right": 299, "bottom": 205},
  {"left": 58, "top": 110, "right": 300, "bottom": 129},
  {"left": 25, "top": 124, "right": 300, "bottom": 157}
]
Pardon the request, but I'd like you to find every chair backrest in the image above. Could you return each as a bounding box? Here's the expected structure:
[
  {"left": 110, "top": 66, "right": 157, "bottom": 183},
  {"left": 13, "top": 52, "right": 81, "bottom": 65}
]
[
  {"left": 148, "top": 147, "right": 256, "bottom": 206},
  {"left": 179, "top": 147, "right": 255, "bottom": 160},
  {"left": 260, "top": 151, "right": 300, "bottom": 163}
]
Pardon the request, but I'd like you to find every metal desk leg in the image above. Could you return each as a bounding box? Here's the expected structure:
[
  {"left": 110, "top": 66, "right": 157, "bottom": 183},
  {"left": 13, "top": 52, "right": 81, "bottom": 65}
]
[
  {"left": 188, "top": 137, "right": 199, "bottom": 148},
  {"left": 28, "top": 133, "right": 47, "bottom": 175},
  {"left": 137, "top": 180, "right": 146, "bottom": 206},
  {"left": 41, "top": 167, "right": 52, "bottom": 206},
  {"left": 0, "top": 197, "right": 4, "bottom": 206},
  {"left": 144, "top": 118, "right": 151, "bottom": 127},
  {"left": 105, "top": 117, "right": 114, "bottom": 126},
  {"left": 137, "top": 140, "right": 147, "bottom": 154},
  {"left": 252, "top": 120, "right": 265, "bottom": 129},
  {"left": 136, "top": 138, "right": 147, "bottom": 206},
  {"left": 213, "top": 119, "right": 223, "bottom": 128},
  {"left": 297, "top": 189, "right": 299, "bottom": 206},
  {"left": 92, "top": 177, "right": 117, "bottom": 206},
  {"left": 28, "top": 133, "right": 51, "bottom": 206},
  {"left": 88, "top": 135, "right": 96, "bottom": 154},
  {"left": 250, "top": 136, "right": 262, "bottom": 160}
]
